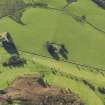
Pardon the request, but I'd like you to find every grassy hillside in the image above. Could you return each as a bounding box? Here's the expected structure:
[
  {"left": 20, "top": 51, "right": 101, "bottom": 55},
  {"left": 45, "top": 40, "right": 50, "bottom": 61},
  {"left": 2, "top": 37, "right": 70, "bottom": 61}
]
[
  {"left": 0, "top": 52, "right": 105, "bottom": 105},
  {"left": 0, "top": 0, "right": 105, "bottom": 105},
  {"left": 0, "top": 0, "right": 105, "bottom": 67}
]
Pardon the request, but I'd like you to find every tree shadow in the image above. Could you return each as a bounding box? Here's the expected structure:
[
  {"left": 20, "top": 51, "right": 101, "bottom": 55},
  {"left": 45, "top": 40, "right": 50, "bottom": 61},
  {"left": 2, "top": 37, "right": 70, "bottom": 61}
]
[
  {"left": 59, "top": 45, "right": 69, "bottom": 60},
  {"left": 46, "top": 42, "right": 60, "bottom": 60},
  {"left": 2, "top": 56, "right": 27, "bottom": 67}
]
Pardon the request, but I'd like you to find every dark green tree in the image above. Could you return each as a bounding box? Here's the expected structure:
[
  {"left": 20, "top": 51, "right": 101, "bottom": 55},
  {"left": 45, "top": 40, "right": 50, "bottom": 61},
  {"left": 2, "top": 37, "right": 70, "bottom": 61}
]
[{"left": 63, "top": 0, "right": 77, "bottom": 8}]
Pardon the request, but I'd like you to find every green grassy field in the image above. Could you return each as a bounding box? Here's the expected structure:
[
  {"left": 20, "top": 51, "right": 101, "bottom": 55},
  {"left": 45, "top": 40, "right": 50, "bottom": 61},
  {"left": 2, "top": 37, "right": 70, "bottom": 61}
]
[
  {"left": 0, "top": 52, "right": 105, "bottom": 105},
  {"left": 0, "top": 0, "right": 105, "bottom": 67},
  {"left": 0, "top": 0, "right": 105, "bottom": 105}
]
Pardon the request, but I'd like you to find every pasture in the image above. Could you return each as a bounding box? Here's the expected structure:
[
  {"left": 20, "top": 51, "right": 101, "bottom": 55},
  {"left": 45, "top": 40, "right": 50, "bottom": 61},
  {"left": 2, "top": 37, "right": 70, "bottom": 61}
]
[{"left": 0, "top": 0, "right": 105, "bottom": 105}]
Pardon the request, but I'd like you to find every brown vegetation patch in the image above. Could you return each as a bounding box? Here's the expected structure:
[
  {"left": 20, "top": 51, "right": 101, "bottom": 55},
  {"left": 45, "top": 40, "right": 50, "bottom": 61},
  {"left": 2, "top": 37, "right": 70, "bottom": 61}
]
[{"left": 0, "top": 74, "right": 84, "bottom": 105}]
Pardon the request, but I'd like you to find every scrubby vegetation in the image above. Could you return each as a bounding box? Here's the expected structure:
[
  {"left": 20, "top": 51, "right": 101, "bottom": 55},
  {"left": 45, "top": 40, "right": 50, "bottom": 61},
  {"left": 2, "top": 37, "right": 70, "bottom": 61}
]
[{"left": 0, "top": 75, "right": 83, "bottom": 105}]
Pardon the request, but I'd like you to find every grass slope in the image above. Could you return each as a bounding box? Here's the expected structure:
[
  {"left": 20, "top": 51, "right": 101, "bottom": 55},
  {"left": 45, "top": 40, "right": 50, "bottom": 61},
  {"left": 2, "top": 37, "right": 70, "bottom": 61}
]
[
  {"left": 0, "top": 0, "right": 105, "bottom": 105},
  {"left": 0, "top": 52, "right": 105, "bottom": 105},
  {"left": 0, "top": 0, "right": 105, "bottom": 67}
]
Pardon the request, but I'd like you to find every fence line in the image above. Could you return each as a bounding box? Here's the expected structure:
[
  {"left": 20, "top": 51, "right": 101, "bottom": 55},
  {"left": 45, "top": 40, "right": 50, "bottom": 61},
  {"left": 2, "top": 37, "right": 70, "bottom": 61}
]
[
  {"left": 18, "top": 48, "right": 105, "bottom": 72},
  {"left": 0, "top": 2, "right": 105, "bottom": 72}
]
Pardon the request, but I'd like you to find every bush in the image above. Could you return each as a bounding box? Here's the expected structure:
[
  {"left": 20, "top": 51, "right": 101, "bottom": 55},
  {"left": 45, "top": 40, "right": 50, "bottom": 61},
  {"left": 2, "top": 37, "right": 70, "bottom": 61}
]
[
  {"left": 83, "top": 80, "right": 95, "bottom": 91},
  {"left": 92, "top": 0, "right": 105, "bottom": 9},
  {"left": 98, "top": 87, "right": 105, "bottom": 94},
  {"left": 66, "top": 0, "right": 77, "bottom": 4}
]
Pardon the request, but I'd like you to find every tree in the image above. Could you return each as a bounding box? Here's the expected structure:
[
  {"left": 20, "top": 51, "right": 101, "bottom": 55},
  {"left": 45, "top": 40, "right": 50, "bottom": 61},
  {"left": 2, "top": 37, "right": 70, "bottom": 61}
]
[
  {"left": 63, "top": 0, "right": 77, "bottom": 9},
  {"left": 66, "top": 0, "right": 77, "bottom": 4},
  {"left": 79, "top": 15, "right": 87, "bottom": 22}
]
